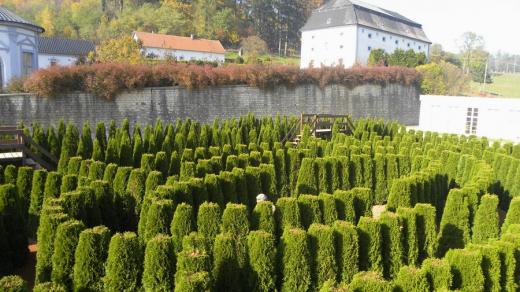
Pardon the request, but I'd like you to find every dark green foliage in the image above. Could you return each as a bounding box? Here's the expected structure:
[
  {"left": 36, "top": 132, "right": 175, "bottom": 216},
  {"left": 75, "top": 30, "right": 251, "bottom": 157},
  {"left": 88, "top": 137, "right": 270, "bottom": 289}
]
[
  {"left": 78, "top": 159, "right": 93, "bottom": 178},
  {"left": 468, "top": 244, "right": 501, "bottom": 292},
  {"left": 105, "top": 137, "right": 119, "bottom": 164},
  {"left": 180, "top": 161, "right": 196, "bottom": 180},
  {"left": 73, "top": 226, "right": 111, "bottom": 292},
  {"left": 218, "top": 171, "right": 238, "bottom": 205},
  {"left": 154, "top": 151, "right": 169, "bottom": 175},
  {"left": 90, "top": 180, "right": 117, "bottom": 230},
  {"left": 61, "top": 191, "right": 87, "bottom": 223},
  {"left": 348, "top": 271, "right": 391, "bottom": 291},
  {"left": 280, "top": 228, "right": 312, "bottom": 292},
  {"left": 374, "top": 153, "right": 387, "bottom": 204},
  {"left": 197, "top": 202, "right": 221, "bottom": 239},
  {"left": 33, "top": 282, "right": 66, "bottom": 291},
  {"left": 44, "top": 172, "right": 62, "bottom": 200},
  {"left": 308, "top": 224, "right": 337, "bottom": 289},
  {"left": 472, "top": 194, "right": 499, "bottom": 244},
  {"left": 174, "top": 247, "right": 211, "bottom": 292},
  {"left": 298, "top": 195, "right": 323, "bottom": 229},
  {"left": 0, "top": 275, "right": 28, "bottom": 292},
  {"left": 361, "top": 154, "right": 373, "bottom": 190},
  {"left": 245, "top": 167, "right": 262, "bottom": 205},
  {"left": 349, "top": 155, "right": 364, "bottom": 188},
  {"left": 112, "top": 167, "right": 132, "bottom": 198},
  {"left": 0, "top": 165, "right": 3, "bottom": 184},
  {"left": 315, "top": 158, "right": 333, "bottom": 194},
  {"left": 92, "top": 139, "right": 104, "bottom": 162},
  {"left": 171, "top": 203, "right": 194, "bottom": 253},
  {"left": 333, "top": 190, "right": 356, "bottom": 224},
  {"left": 119, "top": 132, "right": 133, "bottom": 167},
  {"left": 140, "top": 153, "right": 155, "bottom": 175},
  {"left": 397, "top": 207, "right": 419, "bottom": 266},
  {"left": 103, "top": 232, "right": 144, "bottom": 292},
  {"left": 502, "top": 196, "right": 520, "bottom": 234},
  {"left": 393, "top": 266, "right": 429, "bottom": 292},
  {"left": 437, "top": 189, "right": 470, "bottom": 257},
  {"left": 319, "top": 193, "right": 338, "bottom": 225},
  {"left": 204, "top": 174, "right": 225, "bottom": 208},
  {"left": 213, "top": 233, "right": 241, "bottom": 291},
  {"left": 231, "top": 168, "right": 250, "bottom": 207},
  {"left": 186, "top": 178, "right": 209, "bottom": 210},
  {"left": 28, "top": 169, "right": 47, "bottom": 235},
  {"left": 168, "top": 151, "right": 181, "bottom": 176},
  {"left": 332, "top": 221, "right": 359, "bottom": 283},
  {"left": 413, "top": 203, "right": 437, "bottom": 260},
  {"left": 357, "top": 217, "right": 383, "bottom": 274},
  {"left": 77, "top": 122, "right": 93, "bottom": 159},
  {"left": 352, "top": 188, "right": 372, "bottom": 221},
  {"left": 88, "top": 161, "right": 106, "bottom": 181},
  {"left": 145, "top": 171, "right": 163, "bottom": 196},
  {"left": 142, "top": 234, "right": 175, "bottom": 292},
  {"left": 247, "top": 231, "right": 277, "bottom": 292},
  {"left": 60, "top": 174, "right": 77, "bottom": 193},
  {"left": 296, "top": 158, "right": 318, "bottom": 195},
  {"left": 144, "top": 199, "right": 174, "bottom": 242},
  {"left": 35, "top": 208, "right": 69, "bottom": 284},
  {"left": 0, "top": 184, "right": 28, "bottom": 269},
  {"left": 222, "top": 203, "right": 249, "bottom": 238},
  {"left": 445, "top": 249, "right": 484, "bottom": 291},
  {"left": 51, "top": 220, "right": 86, "bottom": 290},
  {"left": 275, "top": 197, "right": 301, "bottom": 236},
  {"left": 379, "top": 212, "right": 402, "bottom": 279},
  {"left": 4, "top": 165, "right": 17, "bottom": 184},
  {"left": 252, "top": 201, "right": 275, "bottom": 234},
  {"left": 125, "top": 168, "right": 146, "bottom": 228},
  {"left": 387, "top": 177, "right": 415, "bottom": 211},
  {"left": 16, "top": 166, "right": 33, "bottom": 214},
  {"left": 225, "top": 155, "right": 239, "bottom": 171},
  {"left": 420, "top": 258, "right": 452, "bottom": 291},
  {"left": 258, "top": 163, "right": 278, "bottom": 199}
]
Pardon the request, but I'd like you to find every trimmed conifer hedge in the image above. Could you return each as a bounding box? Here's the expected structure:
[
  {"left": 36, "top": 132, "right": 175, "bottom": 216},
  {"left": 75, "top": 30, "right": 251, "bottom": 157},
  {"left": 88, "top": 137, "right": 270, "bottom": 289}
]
[
  {"left": 197, "top": 202, "right": 221, "bottom": 239},
  {"left": 247, "top": 230, "right": 277, "bottom": 292},
  {"left": 357, "top": 216, "right": 383, "bottom": 274},
  {"left": 171, "top": 203, "right": 194, "bottom": 253},
  {"left": 420, "top": 258, "right": 452, "bottom": 291},
  {"left": 280, "top": 228, "right": 312, "bottom": 292},
  {"left": 144, "top": 199, "right": 174, "bottom": 242},
  {"left": 437, "top": 189, "right": 470, "bottom": 257},
  {"left": 298, "top": 195, "right": 323, "bottom": 229},
  {"left": 445, "top": 249, "right": 484, "bottom": 291},
  {"left": 472, "top": 194, "right": 499, "bottom": 244},
  {"left": 308, "top": 224, "right": 337, "bottom": 290},
  {"left": 142, "top": 234, "right": 175, "bottom": 291},
  {"left": 16, "top": 166, "right": 34, "bottom": 215},
  {"left": 275, "top": 197, "right": 301, "bottom": 236},
  {"left": 103, "top": 232, "right": 144, "bottom": 291},
  {"left": 393, "top": 266, "right": 429, "bottom": 292},
  {"left": 50, "top": 220, "right": 85, "bottom": 290},
  {"left": 0, "top": 275, "right": 28, "bottom": 292},
  {"left": 295, "top": 158, "right": 318, "bottom": 195},
  {"left": 348, "top": 271, "right": 391, "bottom": 291},
  {"left": 252, "top": 201, "right": 275, "bottom": 234},
  {"left": 397, "top": 207, "right": 419, "bottom": 266},
  {"left": 379, "top": 212, "right": 402, "bottom": 279}
]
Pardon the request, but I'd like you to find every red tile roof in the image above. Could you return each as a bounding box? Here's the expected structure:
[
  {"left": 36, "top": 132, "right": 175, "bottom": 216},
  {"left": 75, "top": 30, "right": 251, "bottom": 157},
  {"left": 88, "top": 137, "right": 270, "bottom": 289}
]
[{"left": 134, "top": 31, "right": 226, "bottom": 54}]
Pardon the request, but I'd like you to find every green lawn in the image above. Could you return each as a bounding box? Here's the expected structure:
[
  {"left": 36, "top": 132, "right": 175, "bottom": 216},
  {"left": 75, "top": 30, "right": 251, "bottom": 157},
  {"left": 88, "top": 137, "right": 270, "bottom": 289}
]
[
  {"left": 225, "top": 52, "right": 300, "bottom": 66},
  {"left": 469, "top": 73, "right": 520, "bottom": 98}
]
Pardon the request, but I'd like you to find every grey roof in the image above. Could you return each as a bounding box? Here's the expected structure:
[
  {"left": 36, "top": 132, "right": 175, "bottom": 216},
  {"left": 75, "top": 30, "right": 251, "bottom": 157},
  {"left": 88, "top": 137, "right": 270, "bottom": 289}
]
[
  {"left": 0, "top": 6, "right": 44, "bottom": 32},
  {"left": 39, "top": 37, "right": 95, "bottom": 56},
  {"left": 301, "top": 0, "right": 430, "bottom": 43}
]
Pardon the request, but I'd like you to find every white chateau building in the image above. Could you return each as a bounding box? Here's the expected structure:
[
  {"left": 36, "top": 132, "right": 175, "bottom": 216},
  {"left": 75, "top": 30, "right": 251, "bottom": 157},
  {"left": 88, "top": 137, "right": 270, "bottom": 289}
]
[
  {"left": 0, "top": 7, "right": 94, "bottom": 88},
  {"left": 300, "top": 0, "right": 431, "bottom": 68}
]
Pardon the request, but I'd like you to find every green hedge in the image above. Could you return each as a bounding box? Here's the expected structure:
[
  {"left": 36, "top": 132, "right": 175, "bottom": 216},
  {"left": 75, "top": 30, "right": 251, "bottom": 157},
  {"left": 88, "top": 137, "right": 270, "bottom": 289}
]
[
  {"left": 51, "top": 219, "right": 85, "bottom": 290},
  {"left": 142, "top": 234, "right": 175, "bottom": 291},
  {"left": 171, "top": 203, "right": 194, "bottom": 253},
  {"left": 28, "top": 169, "right": 47, "bottom": 235},
  {"left": 213, "top": 233, "right": 241, "bottom": 291},
  {"left": 397, "top": 207, "right": 419, "bottom": 266},
  {"left": 104, "top": 232, "right": 144, "bottom": 291},
  {"left": 393, "top": 266, "right": 429, "bottom": 292},
  {"left": 144, "top": 199, "right": 174, "bottom": 242},
  {"left": 252, "top": 201, "right": 275, "bottom": 234},
  {"left": 0, "top": 184, "right": 28, "bottom": 269},
  {"left": 420, "top": 258, "right": 452, "bottom": 291},
  {"left": 0, "top": 275, "right": 28, "bottom": 292},
  {"left": 413, "top": 203, "right": 437, "bottom": 260},
  {"left": 357, "top": 216, "right": 383, "bottom": 274},
  {"left": 348, "top": 271, "right": 391, "bottom": 291},
  {"left": 333, "top": 190, "right": 356, "bottom": 224},
  {"left": 445, "top": 249, "right": 484, "bottom": 291},
  {"left": 247, "top": 230, "right": 277, "bottom": 292},
  {"left": 379, "top": 212, "right": 402, "bottom": 279},
  {"left": 308, "top": 224, "right": 337, "bottom": 289},
  {"left": 280, "top": 228, "right": 312, "bottom": 292},
  {"left": 472, "top": 194, "right": 499, "bottom": 244},
  {"left": 438, "top": 189, "right": 470, "bottom": 257}
]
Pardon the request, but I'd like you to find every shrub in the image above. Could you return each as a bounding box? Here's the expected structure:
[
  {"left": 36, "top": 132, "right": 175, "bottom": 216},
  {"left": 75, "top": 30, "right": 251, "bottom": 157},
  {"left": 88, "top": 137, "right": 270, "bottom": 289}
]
[
  {"left": 90, "top": 180, "right": 117, "bottom": 231},
  {"left": 73, "top": 226, "right": 111, "bottom": 292},
  {"left": 78, "top": 159, "right": 93, "bottom": 177},
  {"left": 222, "top": 203, "right": 249, "bottom": 238},
  {"left": 316, "top": 158, "right": 333, "bottom": 194},
  {"left": 4, "top": 165, "right": 17, "bottom": 184},
  {"left": 168, "top": 151, "right": 181, "bottom": 175},
  {"left": 252, "top": 201, "right": 275, "bottom": 234},
  {"left": 437, "top": 189, "right": 470, "bottom": 257},
  {"left": 357, "top": 217, "right": 383, "bottom": 274},
  {"left": 197, "top": 202, "right": 221, "bottom": 239},
  {"left": 144, "top": 199, "right": 174, "bottom": 242},
  {"left": 186, "top": 178, "right": 208, "bottom": 210},
  {"left": 245, "top": 166, "right": 262, "bottom": 204},
  {"left": 387, "top": 177, "right": 415, "bottom": 211},
  {"left": 88, "top": 161, "right": 106, "bottom": 181},
  {"left": 332, "top": 221, "right": 359, "bottom": 283},
  {"left": 258, "top": 163, "right": 278, "bottom": 199},
  {"left": 0, "top": 275, "right": 28, "bottom": 292},
  {"left": 60, "top": 174, "right": 78, "bottom": 193},
  {"left": 174, "top": 248, "right": 211, "bottom": 291},
  {"left": 468, "top": 244, "right": 501, "bottom": 292},
  {"left": 413, "top": 203, "right": 437, "bottom": 261},
  {"left": 232, "top": 168, "right": 250, "bottom": 207},
  {"left": 420, "top": 258, "right": 451, "bottom": 291},
  {"left": 445, "top": 249, "right": 484, "bottom": 291},
  {"left": 472, "top": 194, "right": 499, "bottom": 244},
  {"left": 33, "top": 282, "right": 66, "bottom": 292},
  {"left": 140, "top": 153, "right": 155, "bottom": 175},
  {"left": 275, "top": 197, "right": 301, "bottom": 235},
  {"left": 295, "top": 158, "right": 318, "bottom": 195},
  {"left": 124, "top": 169, "right": 146, "bottom": 229},
  {"left": 319, "top": 193, "right": 338, "bottom": 225},
  {"left": 145, "top": 171, "right": 163, "bottom": 196},
  {"left": 204, "top": 174, "right": 225, "bottom": 208},
  {"left": 379, "top": 212, "right": 402, "bottom": 279},
  {"left": 298, "top": 195, "right": 323, "bottom": 229},
  {"left": 397, "top": 207, "right": 419, "bottom": 266},
  {"left": 348, "top": 271, "right": 391, "bottom": 291},
  {"left": 35, "top": 208, "right": 69, "bottom": 284},
  {"left": 393, "top": 266, "right": 429, "bottom": 292},
  {"left": 492, "top": 241, "right": 518, "bottom": 291},
  {"left": 212, "top": 233, "right": 241, "bottom": 291},
  {"left": 142, "top": 234, "right": 175, "bottom": 292},
  {"left": 218, "top": 171, "right": 238, "bottom": 204},
  {"left": 333, "top": 190, "right": 356, "bottom": 224},
  {"left": 105, "top": 138, "right": 119, "bottom": 164},
  {"left": 247, "top": 230, "right": 277, "bottom": 292},
  {"left": 171, "top": 203, "right": 194, "bottom": 253},
  {"left": 155, "top": 151, "right": 169, "bottom": 175},
  {"left": 103, "top": 232, "right": 144, "bottom": 292},
  {"left": 51, "top": 220, "right": 86, "bottom": 290},
  {"left": 352, "top": 188, "right": 372, "bottom": 221},
  {"left": 374, "top": 153, "right": 387, "bottom": 204},
  {"left": 502, "top": 196, "right": 520, "bottom": 234},
  {"left": 308, "top": 224, "right": 338, "bottom": 289},
  {"left": 280, "top": 228, "right": 312, "bottom": 292},
  {"left": 44, "top": 172, "right": 62, "bottom": 200},
  {"left": 16, "top": 166, "right": 33, "bottom": 214},
  {"left": 28, "top": 169, "right": 47, "bottom": 235},
  {"left": 0, "top": 184, "right": 28, "bottom": 268},
  {"left": 61, "top": 191, "right": 87, "bottom": 223}
]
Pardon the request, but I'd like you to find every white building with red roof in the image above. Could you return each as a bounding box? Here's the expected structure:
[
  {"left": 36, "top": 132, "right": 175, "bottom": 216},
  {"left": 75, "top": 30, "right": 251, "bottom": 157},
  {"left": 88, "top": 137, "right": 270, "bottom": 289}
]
[{"left": 133, "top": 31, "right": 226, "bottom": 63}]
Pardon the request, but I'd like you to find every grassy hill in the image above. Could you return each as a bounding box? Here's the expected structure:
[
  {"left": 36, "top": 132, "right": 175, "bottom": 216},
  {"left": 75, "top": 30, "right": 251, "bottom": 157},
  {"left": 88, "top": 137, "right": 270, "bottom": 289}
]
[{"left": 469, "top": 73, "right": 520, "bottom": 98}]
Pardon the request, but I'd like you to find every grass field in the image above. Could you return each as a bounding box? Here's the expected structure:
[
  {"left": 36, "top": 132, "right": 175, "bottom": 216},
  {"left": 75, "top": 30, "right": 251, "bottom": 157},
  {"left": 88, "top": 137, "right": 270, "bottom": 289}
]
[{"left": 469, "top": 73, "right": 520, "bottom": 98}]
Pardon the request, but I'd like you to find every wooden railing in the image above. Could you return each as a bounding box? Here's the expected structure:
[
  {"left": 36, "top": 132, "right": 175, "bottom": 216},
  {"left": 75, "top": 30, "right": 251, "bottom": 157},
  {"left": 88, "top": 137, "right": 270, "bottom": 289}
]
[
  {"left": 0, "top": 126, "right": 58, "bottom": 170},
  {"left": 281, "top": 113, "right": 355, "bottom": 144}
]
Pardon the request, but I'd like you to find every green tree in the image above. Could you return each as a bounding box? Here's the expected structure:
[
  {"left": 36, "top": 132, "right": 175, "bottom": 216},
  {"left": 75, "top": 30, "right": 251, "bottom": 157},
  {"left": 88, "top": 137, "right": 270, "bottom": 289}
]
[
  {"left": 472, "top": 194, "right": 499, "bottom": 243},
  {"left": 247, "top": 230, "right": 277, "bottom": 292},
  {"left": 445, "top": 249, "right": 484, "bottom": 291},
  {"left": 142, "top": 234, "right": 175, "bottom": 292},
  {"left": 357, "top": 217, "right": 383, "bottom": 274},
  {"left": 420, "top": 258, "right": 452, "bottom": 291},
  {"left": 51, "top": 220, "right": 86, "bottom": 290},
  {"left": 171, "top": 203, "right": 194, "bottom": 253},
  {"left": 308, "top": 224, "right": 337, "bottom": 289},
  {"left": 103, "top": 232, "right": 144, "bottom": 292},
  {"left": 280, "top": 228, "right": 312, "bottom": 292}
]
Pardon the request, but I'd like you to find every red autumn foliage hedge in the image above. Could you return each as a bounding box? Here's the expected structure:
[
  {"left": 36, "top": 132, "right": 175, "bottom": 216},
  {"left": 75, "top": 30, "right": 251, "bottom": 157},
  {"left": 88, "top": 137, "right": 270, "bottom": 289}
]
[{"left": 23, "top": 63, "right": 421, "bottom": 99}]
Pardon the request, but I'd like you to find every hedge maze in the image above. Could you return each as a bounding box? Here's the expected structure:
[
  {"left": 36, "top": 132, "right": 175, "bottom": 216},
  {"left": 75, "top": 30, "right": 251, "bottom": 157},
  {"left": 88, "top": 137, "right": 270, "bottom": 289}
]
[{"left": 1, "top": 114, "right": 520, "bottom": 291}]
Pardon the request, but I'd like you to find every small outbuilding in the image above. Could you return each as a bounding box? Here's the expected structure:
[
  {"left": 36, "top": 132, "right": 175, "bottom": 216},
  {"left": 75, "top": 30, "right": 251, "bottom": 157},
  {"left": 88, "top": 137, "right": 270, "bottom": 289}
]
[{"left": 38, "top": 37, "right": 95, "bottom": 68}]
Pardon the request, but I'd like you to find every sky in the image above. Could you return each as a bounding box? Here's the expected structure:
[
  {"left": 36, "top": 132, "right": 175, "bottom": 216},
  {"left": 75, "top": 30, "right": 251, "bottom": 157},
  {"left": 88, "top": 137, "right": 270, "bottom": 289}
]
[{"left": 365, "top": 0, "right": 520, "bottom": 55}]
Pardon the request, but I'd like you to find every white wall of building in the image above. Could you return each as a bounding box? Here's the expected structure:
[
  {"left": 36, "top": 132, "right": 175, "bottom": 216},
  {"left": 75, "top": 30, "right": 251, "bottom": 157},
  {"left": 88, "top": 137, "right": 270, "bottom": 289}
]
[
  {"left": 419, "top": 95, "right": 520, "bottom": 142},
  {"left": 356, "top": 26, "right": 430, "bottom": 65},
  {"left": 300, "top": 25, "right": 357, "bottom": 69},
  {"left": 300, "top": 24, "right": 430, "bottom": 68},
  {"left": 142, "top": 47, "right": 225, "bottom": 63},
  {"left": 38, "top": 54, "right": 79, "bottom": 68},
  {"left": 0, "top": 24, "right": 39, "bottom": 87}
]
